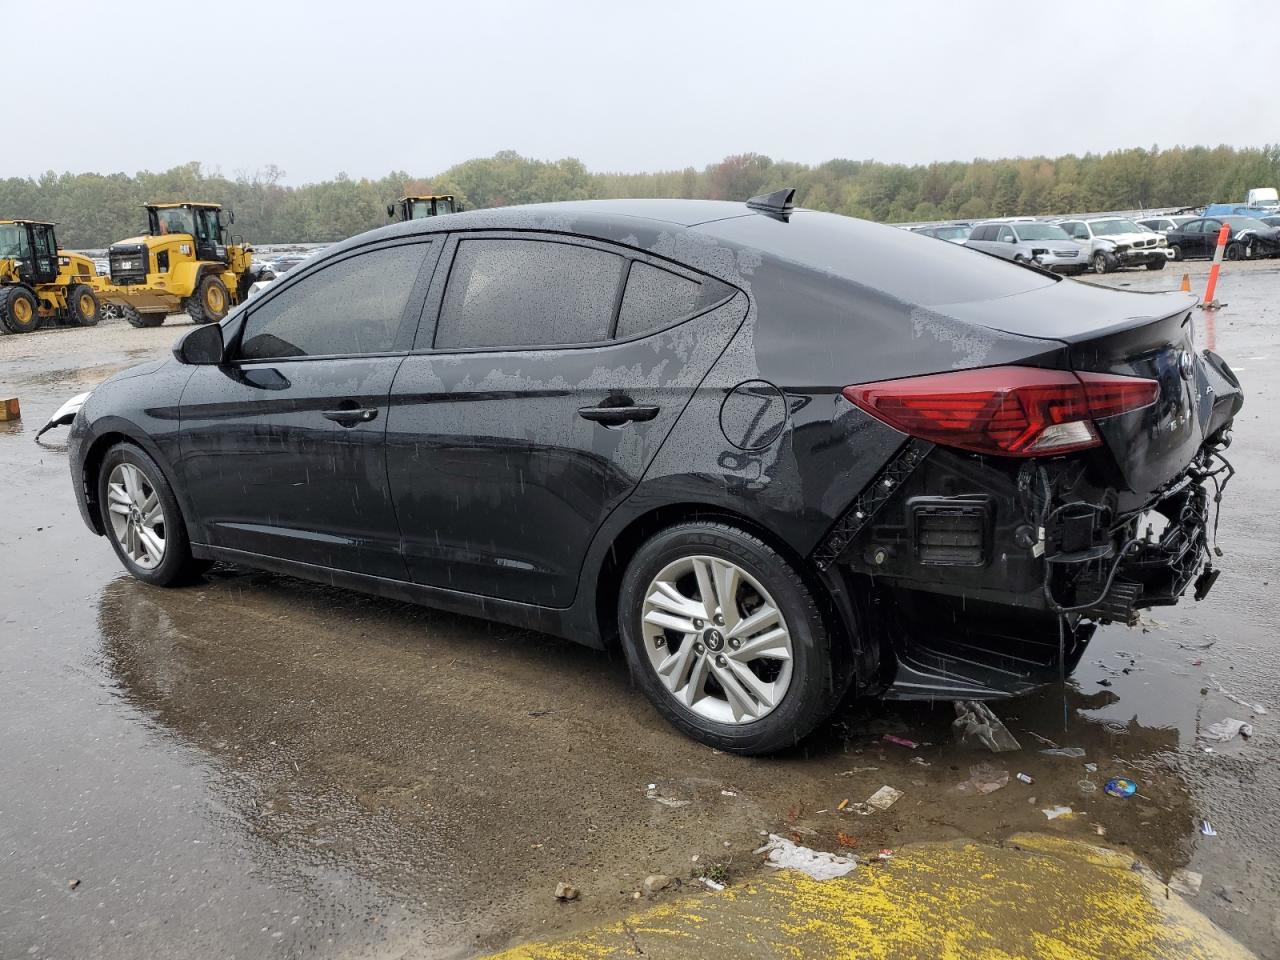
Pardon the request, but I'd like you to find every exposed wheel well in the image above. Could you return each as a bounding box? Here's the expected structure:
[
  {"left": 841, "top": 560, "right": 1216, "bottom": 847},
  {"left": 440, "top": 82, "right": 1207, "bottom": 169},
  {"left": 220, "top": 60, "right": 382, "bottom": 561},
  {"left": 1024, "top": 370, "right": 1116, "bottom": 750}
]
[
  {"left": 81, "top": 432, "right": 134, "bottom": 534},
  {"left": 593, "top": 503, "right": 857, "bottom": 662}
]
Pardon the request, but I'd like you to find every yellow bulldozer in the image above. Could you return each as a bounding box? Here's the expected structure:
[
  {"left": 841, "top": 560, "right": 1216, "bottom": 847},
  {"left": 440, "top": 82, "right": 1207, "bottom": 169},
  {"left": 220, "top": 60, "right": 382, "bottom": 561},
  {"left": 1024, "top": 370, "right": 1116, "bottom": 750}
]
[
  {"left": 387, "top": 195, "right": 459, "bottom": 221},
  {"left": 0, "top": 219, "right": 104, "bottom": 334},
  {"left": 103, "top": 202, "right": 254, "bottom": 328}
]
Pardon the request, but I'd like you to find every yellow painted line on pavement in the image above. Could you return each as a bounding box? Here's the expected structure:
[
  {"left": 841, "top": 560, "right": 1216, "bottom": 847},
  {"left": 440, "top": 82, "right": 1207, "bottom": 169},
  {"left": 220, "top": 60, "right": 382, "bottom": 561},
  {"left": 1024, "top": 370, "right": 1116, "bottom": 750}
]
[{"left": 488, "top": 833, "right": 1252, "bottom": 960}]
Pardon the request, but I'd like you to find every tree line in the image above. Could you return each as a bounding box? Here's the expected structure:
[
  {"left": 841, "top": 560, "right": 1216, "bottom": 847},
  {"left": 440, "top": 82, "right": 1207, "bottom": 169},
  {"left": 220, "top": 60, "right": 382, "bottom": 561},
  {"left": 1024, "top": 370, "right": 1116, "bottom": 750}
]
[{"left": 3, "top": 144, "right": 1277, "bottom": 249}]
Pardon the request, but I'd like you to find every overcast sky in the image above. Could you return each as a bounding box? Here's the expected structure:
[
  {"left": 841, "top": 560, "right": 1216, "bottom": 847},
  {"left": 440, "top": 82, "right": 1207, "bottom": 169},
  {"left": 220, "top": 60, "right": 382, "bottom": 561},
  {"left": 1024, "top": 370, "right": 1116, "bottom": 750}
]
[{"left": 8, "top": 0, "right": 1276, "bottom": 185}]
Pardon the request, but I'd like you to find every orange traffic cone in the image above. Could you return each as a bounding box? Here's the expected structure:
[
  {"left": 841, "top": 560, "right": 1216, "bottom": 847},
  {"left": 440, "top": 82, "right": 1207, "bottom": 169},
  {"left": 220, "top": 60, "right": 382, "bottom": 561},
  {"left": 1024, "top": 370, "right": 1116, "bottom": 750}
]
[{"left": 1180, "top": 273, "right": 1191, "bottom": 293}]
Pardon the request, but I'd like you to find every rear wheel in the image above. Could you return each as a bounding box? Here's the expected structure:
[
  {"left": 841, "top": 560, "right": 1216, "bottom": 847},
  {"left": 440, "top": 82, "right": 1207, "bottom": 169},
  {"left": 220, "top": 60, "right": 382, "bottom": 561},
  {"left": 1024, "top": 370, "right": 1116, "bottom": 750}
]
[
  {"left": 122, "top": 303, "right": 163, "bottom": 328},
  {"left": 617, "top": 522, "right": 848, "bottom": 754},
  {"left": 187, "top": 274, "right": 230, "bottom": 324},
  {"left": 0, "top": 285, "right": 41, "bottom": 334},
  {"left": 68, "top": 284, "right": 101, "bottom": 326},
  {"left": 97, "top": 443, "right": 210, "bottom": 587},
  {"left": 1146, "top": 257, "right": 1166, "bottom": 271}
]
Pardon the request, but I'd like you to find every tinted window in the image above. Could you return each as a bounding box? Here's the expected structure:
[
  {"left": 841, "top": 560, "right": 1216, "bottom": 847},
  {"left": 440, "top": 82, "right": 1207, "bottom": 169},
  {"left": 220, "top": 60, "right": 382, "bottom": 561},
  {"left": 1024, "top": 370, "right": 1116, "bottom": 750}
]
[
  {"left": 434, "top": 238, "right": 624, "bottom": 349},
  {"left": 1181, "top": 220, "right": 1202, "bottom": 234},
  {"left": 240, "top": 243, "right": 427, "bottom": 360},
  {"left": 616, "top": 262, "right": 701, "bottom": 338}
]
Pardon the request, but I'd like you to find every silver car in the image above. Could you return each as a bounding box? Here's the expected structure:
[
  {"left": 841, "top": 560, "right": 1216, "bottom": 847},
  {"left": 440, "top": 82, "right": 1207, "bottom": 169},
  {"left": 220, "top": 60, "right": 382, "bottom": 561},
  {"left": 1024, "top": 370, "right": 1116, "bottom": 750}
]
[{"left": 964, "top": 220, "right": 1086, "bottom": 275}]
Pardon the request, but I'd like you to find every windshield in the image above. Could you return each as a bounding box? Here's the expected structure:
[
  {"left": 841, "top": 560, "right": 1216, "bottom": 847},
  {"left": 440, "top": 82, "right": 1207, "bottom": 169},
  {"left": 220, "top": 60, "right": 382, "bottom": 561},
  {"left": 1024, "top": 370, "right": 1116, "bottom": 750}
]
[
  {"left": 0, "top": 223, "right": 25, "bottom": 259},
  {"left": 1088, "top": 219, "right": 1142, "bottom": 236},
  {"left": 1223, "top": 216, "right": 1269, "bottom": 230},
  {"left": 153, "top": 207, "right": 196, "bottom": 236},
  {"left": 930, "top": 225, "right": 970, "bottom": 240},
  {"left": 408, "top": 200, "right": 436, "bottom": 219},
  {"left": 1013, "top": 223, "right": 1070, "bottom": 241}
]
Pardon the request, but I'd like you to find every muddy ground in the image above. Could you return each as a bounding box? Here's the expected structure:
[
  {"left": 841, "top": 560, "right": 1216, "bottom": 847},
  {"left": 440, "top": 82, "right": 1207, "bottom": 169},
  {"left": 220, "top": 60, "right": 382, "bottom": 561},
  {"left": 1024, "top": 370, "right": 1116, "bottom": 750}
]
[{"left": 1, "top": 260, "right": 1277, "bottom": 959}]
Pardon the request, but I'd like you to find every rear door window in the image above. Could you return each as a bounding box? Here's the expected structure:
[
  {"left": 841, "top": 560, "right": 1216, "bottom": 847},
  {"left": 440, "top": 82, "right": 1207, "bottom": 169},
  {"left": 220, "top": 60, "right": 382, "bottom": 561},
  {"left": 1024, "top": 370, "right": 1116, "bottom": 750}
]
[
  {"left": 433, "top": 238, "right": 624, "bottom": 349},
  {"left": 239, "top": 243, "right": 429, "bottom": 360},
  {"left": 615, "top": 261, "right": 702, "bottom": 339}
]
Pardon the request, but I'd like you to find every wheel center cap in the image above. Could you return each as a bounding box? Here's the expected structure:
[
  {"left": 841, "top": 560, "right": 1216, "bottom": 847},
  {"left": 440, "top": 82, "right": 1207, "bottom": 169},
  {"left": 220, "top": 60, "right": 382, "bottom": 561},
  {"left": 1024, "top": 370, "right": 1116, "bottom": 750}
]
[{"left": 703, "top": 628, "right": 725, "bottom": 651}]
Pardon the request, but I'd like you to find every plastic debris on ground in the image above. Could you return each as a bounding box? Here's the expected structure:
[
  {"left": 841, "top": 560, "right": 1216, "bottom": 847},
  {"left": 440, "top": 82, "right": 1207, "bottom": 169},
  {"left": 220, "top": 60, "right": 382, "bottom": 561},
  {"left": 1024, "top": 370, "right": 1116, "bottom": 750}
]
[
  {"left": 866, "top": 785, "right": 903, "bottom": 811},
  {"left": 836, "top": 766, "right": 880, "bottom": 776},
  {"left": 754, "top": 834, "right": 857, "bottom": 881},
  {"left": 700, "top": 876, "right": 725, "bottom": 892},
  {"left": 1042, "top": 805, "right": 1073, "bottom": 820},
  {"left": 875, "top": 849, "right": 894, "bottom": 861},
  {"left": 909, "top": 757, "right": 931, "bottom": 766},
  {"left": 952, "top": 700, "right": 1021, "bottom": 752},
  {"left": 1169, "top": 869, "right": 1203, "bottom": 897},
  {"left": 1208, "top": 676, "right": 1268, "bottom": 714},
  {"left": 957, "top": 762, "right": 1009, "bottom": 795},
  {"left": 882, "top": 734, "right": 919, "bottom": 749},
  {"left": 1202, "top": 718, "right": 1254, "bottom": 742},
  {"left": 1083, "top": 762, "right": 1098, "bottom": 773},
  {"left": 1016, "top": 773, "right": 1034, "bottom": 784},
  {"left": 1040, "top": 747, "right": 1087, "bottom": 758},
  {"left": 1104, "top": 777, "right": 1138, "bottom": 798},
  {"left": 645, "top": 785, "right": 691, "bottom": 808},
  {"left": 1201, "top": 819, "right": 1218, "bottom": 837}
]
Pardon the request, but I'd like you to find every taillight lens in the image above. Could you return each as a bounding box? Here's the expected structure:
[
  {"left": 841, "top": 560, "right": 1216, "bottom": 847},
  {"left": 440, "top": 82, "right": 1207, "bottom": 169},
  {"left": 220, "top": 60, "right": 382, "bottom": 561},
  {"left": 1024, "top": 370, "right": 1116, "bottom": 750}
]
[{"left": 842, "top": 366, "right": 1159, "bottom": 457}]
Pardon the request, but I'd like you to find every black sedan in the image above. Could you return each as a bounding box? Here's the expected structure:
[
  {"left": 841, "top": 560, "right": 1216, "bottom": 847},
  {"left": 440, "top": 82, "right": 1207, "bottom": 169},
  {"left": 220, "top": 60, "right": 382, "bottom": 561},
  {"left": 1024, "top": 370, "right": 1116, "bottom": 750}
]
[
  {"left": 62, "top": 192, "right": 1243, "bottom": 753},
  {"left": 1166, "top": 215, "right": 1280, "bottom": 260}
]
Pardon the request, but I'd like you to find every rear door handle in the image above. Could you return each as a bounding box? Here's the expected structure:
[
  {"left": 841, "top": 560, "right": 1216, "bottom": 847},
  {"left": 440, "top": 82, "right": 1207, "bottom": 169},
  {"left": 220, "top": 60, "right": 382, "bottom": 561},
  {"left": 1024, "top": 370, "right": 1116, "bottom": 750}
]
[
  {"left": 323, "top": 407, "right": 378, "bottom": 427},
  {"left": 577, "top": 404, "right": 660, "bottom": 426}
]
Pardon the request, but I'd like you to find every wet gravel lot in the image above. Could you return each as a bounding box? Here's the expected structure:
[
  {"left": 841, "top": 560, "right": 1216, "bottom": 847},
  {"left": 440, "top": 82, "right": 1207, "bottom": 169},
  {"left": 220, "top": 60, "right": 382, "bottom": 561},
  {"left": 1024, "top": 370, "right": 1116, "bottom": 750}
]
[{"left": 2, "top": 260, "right": 1277, "bottom": 959}]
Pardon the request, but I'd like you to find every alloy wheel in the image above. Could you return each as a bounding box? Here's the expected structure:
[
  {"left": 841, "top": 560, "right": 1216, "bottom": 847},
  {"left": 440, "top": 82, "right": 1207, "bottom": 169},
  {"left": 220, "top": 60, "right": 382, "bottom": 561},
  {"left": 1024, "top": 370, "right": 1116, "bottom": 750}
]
[
  {"left": 640, "top": 555, "right": 794, "bottom": 724},
  {"left": 106, "top": 462, "right": 167, "bottom": 570}
]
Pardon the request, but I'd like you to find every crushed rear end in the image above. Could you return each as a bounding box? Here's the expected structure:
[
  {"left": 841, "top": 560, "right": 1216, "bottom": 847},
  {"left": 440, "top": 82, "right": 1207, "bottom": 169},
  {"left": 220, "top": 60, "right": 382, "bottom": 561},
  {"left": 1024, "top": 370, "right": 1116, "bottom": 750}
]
[{"left": 823, "top": 282, "right": 1243, "bottom": 701}]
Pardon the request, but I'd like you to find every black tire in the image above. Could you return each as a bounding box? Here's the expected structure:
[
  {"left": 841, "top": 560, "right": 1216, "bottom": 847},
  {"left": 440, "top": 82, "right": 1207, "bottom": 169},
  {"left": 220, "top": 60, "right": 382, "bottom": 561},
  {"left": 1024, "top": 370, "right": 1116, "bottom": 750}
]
[
  {"left": 68, "top": 284, "right": 102, "bottom": 326},
  {"left": 617, "top": 522, "right": 849, "bottom": 754},
  {"left": 1169, "top": 244, "right": 1183, "bottom": 261},
  {"left": 122, "top": 303, "right": 163, "bottom": 328},
  {"left": 1146, "top": 257, "right": 1167, "bottom": 271},
  {"left": 0, "top": 285, "right": 41, "bottom": 334},
  {"left": 187, "top": 274, "right": 230, "bottom": 324},
  {"left": 1225, "top": 243, "right": 1244, "bottom": 262},
  {"left": 96, "top": 442, "right": 210, "bottom": 587},
  {"left": 1091, "top": 251, "right": 1113, "bottom": 274}
]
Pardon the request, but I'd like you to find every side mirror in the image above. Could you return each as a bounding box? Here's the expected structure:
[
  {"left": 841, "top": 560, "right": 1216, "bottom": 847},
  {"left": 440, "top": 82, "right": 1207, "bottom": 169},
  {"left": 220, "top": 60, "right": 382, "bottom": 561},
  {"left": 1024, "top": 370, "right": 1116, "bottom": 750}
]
[
  {"left": 174, "top": 322, "right": 225, "bottom": 365},
  {"left": 1004, "top": 235, "right": 1016, "bottom": 243}
]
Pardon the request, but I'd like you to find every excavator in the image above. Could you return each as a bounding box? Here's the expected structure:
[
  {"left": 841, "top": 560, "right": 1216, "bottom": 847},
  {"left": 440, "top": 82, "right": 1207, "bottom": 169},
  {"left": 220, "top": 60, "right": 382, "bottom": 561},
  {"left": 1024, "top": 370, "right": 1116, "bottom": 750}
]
[
  {"left": 387, "top": 195, "right": 459, "bottom": 221},
  {"left": 103, "top": 202, "right": 255, "bottom": 327},
  {"left": 0, "top": 219, "right": 103, "bottom": 334}
]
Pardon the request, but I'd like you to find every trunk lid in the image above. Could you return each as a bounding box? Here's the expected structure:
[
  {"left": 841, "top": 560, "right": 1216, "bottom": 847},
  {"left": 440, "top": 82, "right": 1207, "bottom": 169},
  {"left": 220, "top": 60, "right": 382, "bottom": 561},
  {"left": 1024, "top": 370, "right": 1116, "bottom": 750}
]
[{"left": 936, "top": 280, "right": 1242, "bottom": 499}]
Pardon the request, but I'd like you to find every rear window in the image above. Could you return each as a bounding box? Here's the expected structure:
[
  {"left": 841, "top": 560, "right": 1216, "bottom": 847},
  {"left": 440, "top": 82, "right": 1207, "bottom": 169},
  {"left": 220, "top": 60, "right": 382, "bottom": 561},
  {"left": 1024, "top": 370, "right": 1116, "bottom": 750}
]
[
  {"left": 701, "top": 212, "right": 1056, "bottom": 307},
  {"left": 616, "top": 262, "right": 701, "bottom": 338},
  {"left": 433, "top": 238, "right": 624, "bottom": 349}
]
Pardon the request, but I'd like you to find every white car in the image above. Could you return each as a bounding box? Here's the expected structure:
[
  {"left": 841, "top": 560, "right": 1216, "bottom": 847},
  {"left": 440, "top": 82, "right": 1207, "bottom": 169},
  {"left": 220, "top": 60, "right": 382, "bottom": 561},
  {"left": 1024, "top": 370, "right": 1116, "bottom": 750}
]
[{"left": 1054, "top": 217, "right": 1170, "bottom": 273}]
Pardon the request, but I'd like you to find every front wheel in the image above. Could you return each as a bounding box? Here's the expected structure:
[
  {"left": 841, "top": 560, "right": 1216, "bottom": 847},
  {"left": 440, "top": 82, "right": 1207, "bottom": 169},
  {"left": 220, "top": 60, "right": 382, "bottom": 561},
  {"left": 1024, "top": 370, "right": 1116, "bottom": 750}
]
[
  {"left": 1225, "top": 243, "right": 1244, "bottom": 262},
  {"left": 68, "top": 284, "right": 102, "bottom": 325},
  {"left": 1146, "top": 258, "right": 1167, "bottom": 271},
  {"left": 97, "top": 443, "right": 210, "bottom": 586},
  {"left": 1091, "top": 251, "right": 1113, "bottom": 274},
  {"left": 1168, "top": 244, "right": 1183, "bottom": 261},
  {"left": 187, "top": 274, "right": 230, "bottom": 324},
  {"left": 617, "top": 522, "right": 848, "bottom": 754}
]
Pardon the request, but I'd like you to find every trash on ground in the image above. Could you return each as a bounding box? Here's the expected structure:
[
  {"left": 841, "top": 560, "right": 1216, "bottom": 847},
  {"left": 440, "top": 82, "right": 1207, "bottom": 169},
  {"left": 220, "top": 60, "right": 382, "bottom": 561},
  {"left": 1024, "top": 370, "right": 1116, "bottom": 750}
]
[
  {"left": 1202, "top": 718, "right": 1254, "bottom": 742},
  {"left": 865, "top": 785, "right": 904, "bottom": 811},
  {"left": 882, "top": 734, "right": 919, "bottom": 749},
  {"left": 1040, "top": 747, "right": 1087, "bottom": 758},
  {"left": 554, "top": 882, "right": 580, "bottom": 901},
  {"left": 1201, "top": 820, "right": 1218, "bottom": 837},
  {"left": 1169, "top": 869, "right": 1203, "bottom": 897},
  {"left": 1104, "top": 777, "right": 1138, "bottom": 798},
  {"left": 1026, "top": 732, "right": 1059, "bottom": 747},
  {"left": 754, "top": 833, "right": 857, "bottom": 881},
  {"left": 837, "top": 798, "right": 850, "bottom": 811},
  {"left": 720, "top": 789, "right": 737, "bottom": 797},
  {"left": 909, "top": 756, "right": 931, "bottom": 766},
  {"left": 700, "top": 876, "right": 726, "bottom": 891},
  {"left": 875, "top": 849, "right": 894, "bottom": 861},
  {"left": 1208, "top": 676, "right": 1268, "bottom": 715},
  {"left": 835, "top": 831, "right": 859, "bottom": 849},
  {"left": 836, "top": 767, "right": 880, "bottom": 776},
  {"left": 1042, "top": 805, "right": 1073, "bottom": 820},
  {"left": 957, "top": 762, "right": 1009, "bottom": 795},
  {"left": 1093, "top": 823, "right": 1107, "bottom": 836},
  {"left": 1078, "top": 779, "right": 1098, "bottom": 794},
  {"left": 1083, "top": 762, "right": 1098, "bottom": 773},
  {"left": 953, "top": 700, "right": 1021, "bottom": 752},
  {"left": 0, "top": 398, "right": 21, "bottom": 422},
  {"left": 67, "top": 878, "right": 80, "bottom": 890},
  {"left": 643, "top": 874, "right": 672, "bottom": 895},
  {"left": 1016, "top": 772, "right": 1034, "bottom": 784}
]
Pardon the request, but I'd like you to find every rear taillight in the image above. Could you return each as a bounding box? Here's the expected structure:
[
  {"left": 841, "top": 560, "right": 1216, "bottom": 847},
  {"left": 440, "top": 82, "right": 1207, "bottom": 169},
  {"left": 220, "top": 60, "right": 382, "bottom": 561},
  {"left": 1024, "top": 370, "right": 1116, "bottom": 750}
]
[{"left": 842, "top": 366, "right": 1158, "bottom": 457}]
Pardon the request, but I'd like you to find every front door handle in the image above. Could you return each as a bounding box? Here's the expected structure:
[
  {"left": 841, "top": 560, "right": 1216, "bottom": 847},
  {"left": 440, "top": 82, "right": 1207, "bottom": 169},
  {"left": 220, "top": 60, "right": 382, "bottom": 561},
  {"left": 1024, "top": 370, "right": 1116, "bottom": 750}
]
[
  {"left": 323, "top": 407, "right": 378, "bottom": 427},
  {"left": 577, "top": 403, "right": 660, "bottom": 426}
]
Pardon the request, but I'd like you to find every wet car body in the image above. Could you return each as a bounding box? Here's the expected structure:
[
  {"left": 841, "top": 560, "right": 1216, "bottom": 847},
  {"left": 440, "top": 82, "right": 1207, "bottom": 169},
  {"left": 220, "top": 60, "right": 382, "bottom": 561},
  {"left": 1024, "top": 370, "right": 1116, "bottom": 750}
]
[{"left": 66, "top": 196, "right": 1243, "bottom": 748}]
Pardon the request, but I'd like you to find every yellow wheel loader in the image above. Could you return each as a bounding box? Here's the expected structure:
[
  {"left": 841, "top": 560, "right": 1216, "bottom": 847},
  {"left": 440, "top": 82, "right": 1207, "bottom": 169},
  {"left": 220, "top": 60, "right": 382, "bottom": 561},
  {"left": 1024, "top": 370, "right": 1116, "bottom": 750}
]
[
  {"left": 103, "top": 202, "right": 254, "bottom": 328},
  {"left": 387, "top": 195, "right": 459, "bottom": 221},
  {"left": 0, "top": 220, "right": 104, "bottom": 334}
]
